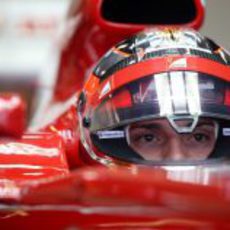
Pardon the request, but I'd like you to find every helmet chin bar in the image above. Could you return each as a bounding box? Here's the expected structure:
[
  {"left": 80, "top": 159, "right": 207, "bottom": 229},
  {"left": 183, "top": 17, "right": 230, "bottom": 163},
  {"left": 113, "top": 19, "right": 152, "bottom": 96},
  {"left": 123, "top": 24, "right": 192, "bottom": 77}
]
[{"left": 167, "top": 114, "right": 199, "bottom": 133}]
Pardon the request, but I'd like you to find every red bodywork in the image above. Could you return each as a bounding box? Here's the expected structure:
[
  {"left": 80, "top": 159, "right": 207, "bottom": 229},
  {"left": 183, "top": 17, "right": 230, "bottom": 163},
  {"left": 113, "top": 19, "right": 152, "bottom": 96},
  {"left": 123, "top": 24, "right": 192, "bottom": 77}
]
[{"left": 1, "top": 1, "right": 230, "bottom": 229}]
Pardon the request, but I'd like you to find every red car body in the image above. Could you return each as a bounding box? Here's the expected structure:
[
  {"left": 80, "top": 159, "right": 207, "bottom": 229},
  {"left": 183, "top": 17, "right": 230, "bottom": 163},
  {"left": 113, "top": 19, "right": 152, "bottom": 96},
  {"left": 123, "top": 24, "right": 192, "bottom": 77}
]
[{"left": 1, "top": 0, "right": 230, "bottom": 229}]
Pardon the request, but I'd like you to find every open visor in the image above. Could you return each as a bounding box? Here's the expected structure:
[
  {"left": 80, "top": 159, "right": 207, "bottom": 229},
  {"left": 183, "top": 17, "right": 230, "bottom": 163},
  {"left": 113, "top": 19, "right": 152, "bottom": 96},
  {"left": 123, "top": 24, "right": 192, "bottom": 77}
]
[{"left": 89, "top": 71, "right": 230, "bottom": 133}]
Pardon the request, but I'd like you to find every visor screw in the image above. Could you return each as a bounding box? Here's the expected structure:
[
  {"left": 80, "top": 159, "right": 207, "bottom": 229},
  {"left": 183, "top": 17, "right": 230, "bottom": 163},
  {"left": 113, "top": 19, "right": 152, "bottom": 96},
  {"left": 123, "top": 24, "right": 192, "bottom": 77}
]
[{"left": 83, "top": 117, "right": 91, "bottom": 128}]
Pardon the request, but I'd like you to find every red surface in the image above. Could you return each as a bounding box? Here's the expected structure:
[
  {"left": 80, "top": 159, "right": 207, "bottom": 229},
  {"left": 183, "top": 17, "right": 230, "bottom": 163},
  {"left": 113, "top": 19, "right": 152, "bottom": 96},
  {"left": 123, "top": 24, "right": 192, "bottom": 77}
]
[
  {"left": 54, "top": 0, "right": 205, "bottom": 102},
  {"left": 43, "top": 105, "right": 81, "bottom": 169},
  {"left": 3, "top": 1, "right": 229, "bottom": 229},
  {"left": 0, "top": 167, "right": 230, "bottom": 229},
  {"left": 0, "top": 94, "right": 26, "bottom": 138},
  {"left": 0, "top": 132, "right": 69, "bottom": 201}
]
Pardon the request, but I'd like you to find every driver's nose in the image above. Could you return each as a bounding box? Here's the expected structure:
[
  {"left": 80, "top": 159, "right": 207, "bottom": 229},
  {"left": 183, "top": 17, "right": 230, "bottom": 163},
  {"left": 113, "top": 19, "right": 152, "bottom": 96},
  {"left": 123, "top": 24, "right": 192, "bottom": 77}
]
[{"left": 164, "top": 137, "right": 187, "bottom": 161}]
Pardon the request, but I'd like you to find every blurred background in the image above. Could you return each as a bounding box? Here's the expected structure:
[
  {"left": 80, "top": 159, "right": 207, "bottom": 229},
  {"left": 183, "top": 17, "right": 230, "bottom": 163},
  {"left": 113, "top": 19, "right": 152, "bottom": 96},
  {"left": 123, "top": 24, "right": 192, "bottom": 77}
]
[{"left": 201, "top": 0, "right": 230, "bottom": 50}]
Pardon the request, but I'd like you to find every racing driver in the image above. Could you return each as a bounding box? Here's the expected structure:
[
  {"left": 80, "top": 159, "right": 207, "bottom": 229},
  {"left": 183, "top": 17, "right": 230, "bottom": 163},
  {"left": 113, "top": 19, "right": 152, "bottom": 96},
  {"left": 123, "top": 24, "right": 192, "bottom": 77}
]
[{"left": 77, "top": 28, "right": 230, "bottom": 166}]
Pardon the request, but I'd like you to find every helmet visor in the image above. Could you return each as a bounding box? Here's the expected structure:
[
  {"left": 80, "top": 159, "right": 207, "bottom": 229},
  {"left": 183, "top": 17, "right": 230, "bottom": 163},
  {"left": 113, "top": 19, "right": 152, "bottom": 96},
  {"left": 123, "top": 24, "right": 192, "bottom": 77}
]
[{"left": 90, "top": 71, "right": 230, "bottom": 132}]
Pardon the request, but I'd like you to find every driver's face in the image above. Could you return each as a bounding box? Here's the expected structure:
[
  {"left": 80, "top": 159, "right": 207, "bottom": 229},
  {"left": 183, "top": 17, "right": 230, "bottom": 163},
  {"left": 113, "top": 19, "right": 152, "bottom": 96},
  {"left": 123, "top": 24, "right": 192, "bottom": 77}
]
[{"left": 128, "top": 119, "right": 217, "bottom": 161}]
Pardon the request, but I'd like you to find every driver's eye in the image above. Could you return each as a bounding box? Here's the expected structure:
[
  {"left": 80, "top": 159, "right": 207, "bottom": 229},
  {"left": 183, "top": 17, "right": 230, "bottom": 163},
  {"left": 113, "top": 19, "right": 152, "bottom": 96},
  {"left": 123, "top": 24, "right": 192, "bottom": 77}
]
[
  {"left": 184, "top": 132, "right": 210, "bottom": 144},
  {"left": 130, "top": 130, "right": 162, "bottom": 144},
  {"left": 143, "top": 134, "right": 155, "bottom": 142},
  {"left": 193, "top": 133, "right": 209, "bottom": 142},
  {"left": 134, "top": 132, "right": 165, "bottom": 145}
]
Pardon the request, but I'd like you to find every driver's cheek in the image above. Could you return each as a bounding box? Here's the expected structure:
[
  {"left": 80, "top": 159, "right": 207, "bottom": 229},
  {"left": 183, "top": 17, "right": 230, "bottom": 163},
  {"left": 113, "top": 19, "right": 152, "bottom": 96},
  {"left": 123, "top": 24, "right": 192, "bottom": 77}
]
[
  {"left": 184, "top": 142, "right": 214, "bottom": 160},
  {"left": 164, "top": 138, "right": 213, "bottom": 161}
]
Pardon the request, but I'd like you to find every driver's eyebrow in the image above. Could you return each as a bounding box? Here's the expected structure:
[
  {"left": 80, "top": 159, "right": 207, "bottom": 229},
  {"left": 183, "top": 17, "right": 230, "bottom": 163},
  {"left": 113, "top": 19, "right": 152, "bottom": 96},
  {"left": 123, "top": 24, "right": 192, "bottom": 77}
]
[
  {"left": 196, "top": 121, "right": 215, "bottom": 128},
  {"left": 131, "top": 121, "right": 215, "bottom": 130},
  {"left": 131, "top": 123, "right": 163, "bottom": 130}
]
